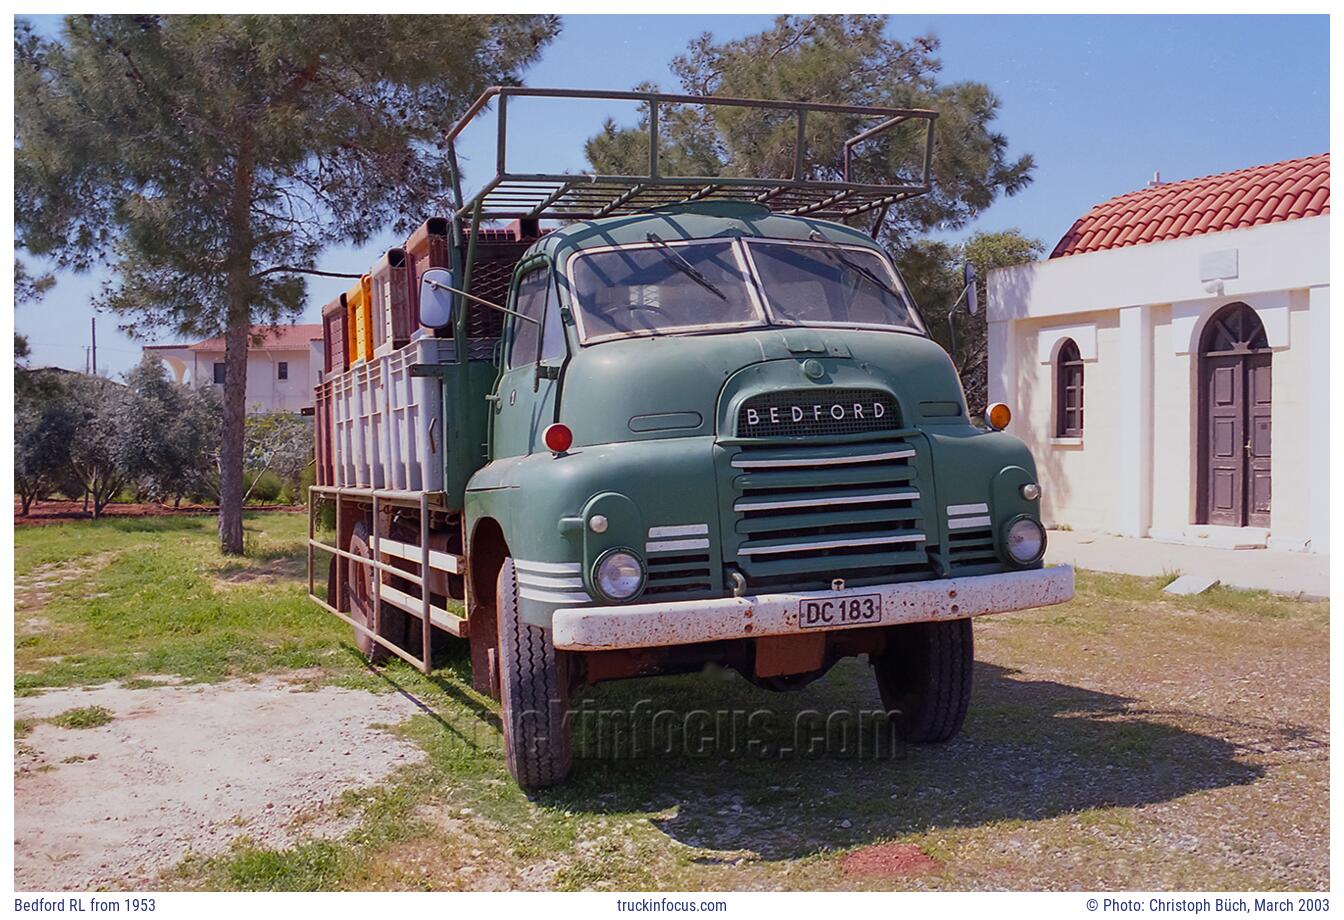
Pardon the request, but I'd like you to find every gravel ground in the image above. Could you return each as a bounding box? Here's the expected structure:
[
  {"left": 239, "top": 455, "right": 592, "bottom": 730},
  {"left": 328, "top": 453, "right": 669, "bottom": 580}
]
[{"left": 14, "top": 676, "right": 425, "bottom": 891}]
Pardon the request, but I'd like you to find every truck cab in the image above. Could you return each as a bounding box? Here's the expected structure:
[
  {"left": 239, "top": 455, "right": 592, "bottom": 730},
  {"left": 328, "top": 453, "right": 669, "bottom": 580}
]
[{"left": 308, "top": 87, "right": 1073, "bottom": 790}]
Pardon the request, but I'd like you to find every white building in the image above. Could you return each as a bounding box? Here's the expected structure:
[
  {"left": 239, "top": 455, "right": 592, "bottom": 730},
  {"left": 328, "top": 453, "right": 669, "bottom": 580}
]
[
  {"left": 988, "top": 153, "right": 1329, "bottom": 554},
  {"left": 145, "top": 323, "right": 323, "bottom": 414}
]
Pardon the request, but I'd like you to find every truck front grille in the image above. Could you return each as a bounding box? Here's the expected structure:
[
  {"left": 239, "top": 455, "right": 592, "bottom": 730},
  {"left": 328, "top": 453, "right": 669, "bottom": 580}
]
[
  {"left": 944, "top": 504, "right": 999, "bottom": 569},
  {"left": 642, "top": 524, "right": 715, "bottom": 599},
  {"left": 644, "top": 554, "right": 714, "bottom": 597},
  {"left": 724, "top": 436, "right": 932, "bottom": 591}
]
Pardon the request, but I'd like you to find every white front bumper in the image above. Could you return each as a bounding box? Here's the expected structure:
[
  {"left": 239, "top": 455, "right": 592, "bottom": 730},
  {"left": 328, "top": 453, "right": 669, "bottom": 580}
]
[{"left": 551, "top": 565, "right": 1075, "bottom": 651}]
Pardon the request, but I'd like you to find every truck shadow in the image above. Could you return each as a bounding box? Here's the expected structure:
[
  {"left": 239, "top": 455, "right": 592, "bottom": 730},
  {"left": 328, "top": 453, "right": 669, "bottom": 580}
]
[{"left": 544, "top": 660, "right": 1298, "bottom": 860}]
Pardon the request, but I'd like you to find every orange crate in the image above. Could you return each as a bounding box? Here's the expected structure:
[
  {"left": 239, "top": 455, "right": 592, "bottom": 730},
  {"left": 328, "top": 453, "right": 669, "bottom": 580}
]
[{"left": 344, "top": 274, "right": 374, "bottom": 364}]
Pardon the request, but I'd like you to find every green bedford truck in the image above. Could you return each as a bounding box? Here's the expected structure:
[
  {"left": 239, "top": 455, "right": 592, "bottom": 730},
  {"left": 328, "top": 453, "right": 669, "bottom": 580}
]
[{"left": 308, "top": 87, "right": 1074, "bottom": 790}]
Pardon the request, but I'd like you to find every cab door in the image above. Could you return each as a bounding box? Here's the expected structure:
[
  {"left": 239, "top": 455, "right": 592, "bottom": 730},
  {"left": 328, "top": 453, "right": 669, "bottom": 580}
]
[{"left": 491, "top": 261, "right": 567, "bottom": 460}]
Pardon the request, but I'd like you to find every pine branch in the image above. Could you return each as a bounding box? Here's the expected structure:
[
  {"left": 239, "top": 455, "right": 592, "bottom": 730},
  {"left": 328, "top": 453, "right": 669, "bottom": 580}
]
[{"left": 251, "top": 265, "right": 363, "bottom": 280}]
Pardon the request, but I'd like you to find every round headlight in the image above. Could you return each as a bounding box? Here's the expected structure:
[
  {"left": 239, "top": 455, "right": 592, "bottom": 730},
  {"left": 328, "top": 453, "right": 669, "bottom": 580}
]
[
  {"left": 1004, "top": 518, "right": 1046, "bottom": 565},
  {"left": 1021, "top": 482, "right": 1042, "bottom": 501},
  {"left": 594, "top": 550, "right": 644, "bottom": 601}
]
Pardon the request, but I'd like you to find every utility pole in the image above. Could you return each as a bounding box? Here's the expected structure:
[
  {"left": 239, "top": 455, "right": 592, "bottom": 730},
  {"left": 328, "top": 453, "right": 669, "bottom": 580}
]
[{"left": 90, "top": 317, "right": 97, "bottom": 376}]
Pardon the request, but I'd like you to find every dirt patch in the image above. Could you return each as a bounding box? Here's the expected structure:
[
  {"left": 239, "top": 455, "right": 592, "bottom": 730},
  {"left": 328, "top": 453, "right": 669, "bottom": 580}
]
[
  {"left": 15, "top": 553, "right": 118, "bottom": 616},
  {"left": 14, "top": 499, "right": 302, "bottom": 526},
  {"left": 214, "top": 557, "right": 307, "bottom": 587},
  {"left": 840, "top": 842, "right": 941, "bottom": 877},
  {"left": 13, "top": 676, "right": 426, "bottom": 891}
]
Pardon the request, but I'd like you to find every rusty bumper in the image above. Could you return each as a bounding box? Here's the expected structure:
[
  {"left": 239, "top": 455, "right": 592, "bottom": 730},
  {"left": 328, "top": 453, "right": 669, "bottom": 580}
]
[{"left": 550, "top": 565, "right": 1074, "bottom": 651}]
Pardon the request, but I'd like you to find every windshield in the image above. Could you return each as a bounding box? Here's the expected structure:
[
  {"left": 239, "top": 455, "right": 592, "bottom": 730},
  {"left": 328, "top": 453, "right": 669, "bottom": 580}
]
[
  {"left": 566, "top": 237, "right": 924, "bottom": 343},
  {"left": 746, "top": 241, "right": 923, "bottom": 332},
  {"left": 568, "top": 241, "right": 761, "bottom": 342}
]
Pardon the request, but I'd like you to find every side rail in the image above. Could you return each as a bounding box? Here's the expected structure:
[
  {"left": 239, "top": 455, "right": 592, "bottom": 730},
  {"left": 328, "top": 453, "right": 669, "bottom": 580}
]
[{"left": 307, "top": 485, "right": 467, "bottom": 674}]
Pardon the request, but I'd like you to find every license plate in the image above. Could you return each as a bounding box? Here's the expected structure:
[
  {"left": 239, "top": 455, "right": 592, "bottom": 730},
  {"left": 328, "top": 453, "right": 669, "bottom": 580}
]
[{"left": 798, "top": 593, "right": 883, "bottom": 629}]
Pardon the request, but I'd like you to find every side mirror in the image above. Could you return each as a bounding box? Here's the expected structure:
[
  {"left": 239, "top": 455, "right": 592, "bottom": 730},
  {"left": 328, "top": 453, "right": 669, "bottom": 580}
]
[
  {"left": 963, "top": 262, "right": 979, "bottom": 315},
  {"left": 419, "top": 268, "right": 456, "bottom": 330}
]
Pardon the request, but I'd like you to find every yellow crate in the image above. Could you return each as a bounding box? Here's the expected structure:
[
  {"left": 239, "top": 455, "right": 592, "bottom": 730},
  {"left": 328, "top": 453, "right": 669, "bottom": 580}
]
[{"left": 344, "top": 274, "right": 374, "bottom": 364}]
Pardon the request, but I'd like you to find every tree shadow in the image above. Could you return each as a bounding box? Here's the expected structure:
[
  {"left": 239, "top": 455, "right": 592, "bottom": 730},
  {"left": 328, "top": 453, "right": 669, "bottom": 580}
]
[{"left": 532, "top": 659, "right": 1305, "bottom": 860}]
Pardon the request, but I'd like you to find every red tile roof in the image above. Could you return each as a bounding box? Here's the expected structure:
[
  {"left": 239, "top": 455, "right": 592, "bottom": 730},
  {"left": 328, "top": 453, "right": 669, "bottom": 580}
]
[
  {"left": 146, "top": 323, "right": 322, "bottom": 353},
  {"left": 1050, "top": 153, "right": 1329, "bottom": 259}
]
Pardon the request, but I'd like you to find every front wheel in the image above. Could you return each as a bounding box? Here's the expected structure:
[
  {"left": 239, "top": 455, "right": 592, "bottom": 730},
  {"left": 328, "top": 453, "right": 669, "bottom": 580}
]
[
  {"left": 496, "top": 558, "right": 573, "bottom": 790},
  {"left": 873, "top": 618, "right": 973, "bottom": 743}
]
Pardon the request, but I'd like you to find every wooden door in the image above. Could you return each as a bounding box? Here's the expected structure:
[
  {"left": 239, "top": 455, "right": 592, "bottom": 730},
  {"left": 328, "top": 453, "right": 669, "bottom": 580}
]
[
  {"left": 1198, "top": 303, "right": 1272, "bottom": 528},
  {"left": 1245, "top": 353, "right": 1272, "bottom": 527},
  {"left": 1203, "top": 355, "right": 1245, "bottom": 525}
]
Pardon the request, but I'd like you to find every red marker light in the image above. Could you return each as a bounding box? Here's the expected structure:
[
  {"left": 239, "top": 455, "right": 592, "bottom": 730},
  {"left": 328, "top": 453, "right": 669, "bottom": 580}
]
[{"left": 543, "top": 423, "right": 573, "bottom": 454}]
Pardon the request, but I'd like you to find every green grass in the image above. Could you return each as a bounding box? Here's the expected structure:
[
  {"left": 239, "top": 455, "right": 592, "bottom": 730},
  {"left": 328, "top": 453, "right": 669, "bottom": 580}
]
[
  {"left": 14, "top": 512, "right": 362, "bottom": 691},
  {"left": 224, "top": 840, "right": 353, "bottom": 891},
  {"left": 1071, "top": 568, "right": 1328, "bottom": 622},
  {"left": 50, "top": 705, "right": 114, "bottom": 729}
]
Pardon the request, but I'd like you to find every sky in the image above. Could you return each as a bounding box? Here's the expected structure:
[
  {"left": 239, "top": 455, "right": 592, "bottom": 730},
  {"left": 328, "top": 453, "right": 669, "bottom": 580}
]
[{"left": 16, "top": 13, "right": 1331, "bottom": 376}]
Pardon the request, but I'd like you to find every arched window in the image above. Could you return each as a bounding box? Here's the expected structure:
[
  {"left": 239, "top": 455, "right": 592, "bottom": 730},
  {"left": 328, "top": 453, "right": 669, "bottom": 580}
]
[{"left": 1055, "top": 338, "right": 1084, "bottom": 437}]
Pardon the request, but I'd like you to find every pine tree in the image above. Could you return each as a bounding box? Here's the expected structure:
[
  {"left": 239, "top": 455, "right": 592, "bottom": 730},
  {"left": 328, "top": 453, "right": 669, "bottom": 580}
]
[{"left": 16, "top": 13, "right": 559, "bottom": 552}]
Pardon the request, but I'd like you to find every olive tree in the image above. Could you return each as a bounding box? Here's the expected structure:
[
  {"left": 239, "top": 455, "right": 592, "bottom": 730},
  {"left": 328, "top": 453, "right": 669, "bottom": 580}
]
[
  {"left": 16, "top": 13, "right": 559, "bottom": 553},
  {"left": 14, "top": 371, "right": 79, "bottom": 515},
  {"left": 119, "top": 355, "right": 219, "bottom": 506},
  {"left": 244, "top": 411, "right": 314, "bottom": 501},
  {"left": 64, "top": 374, "right": 132, "bottom": 519}
]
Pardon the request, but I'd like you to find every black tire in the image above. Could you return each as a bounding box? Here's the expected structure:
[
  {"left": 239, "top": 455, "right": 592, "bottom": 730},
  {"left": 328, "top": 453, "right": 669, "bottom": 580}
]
[
  {"left": 874, "top": 618, "right": 973, "bottom": 743},
  {"left": 347, "top": 520, "right": 408, "bottom": 664},
  {"left": 496, "top": 558, "right": 573, "bottom": 790}
]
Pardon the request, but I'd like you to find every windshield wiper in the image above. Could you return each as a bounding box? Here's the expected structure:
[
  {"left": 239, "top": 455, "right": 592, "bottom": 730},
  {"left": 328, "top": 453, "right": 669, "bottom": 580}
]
[
  {"left": 645, "top": 233, "right": 727, "bottom": 301},
  {"left": 807, "top": 230, "right": 902, "bottom": 301}
]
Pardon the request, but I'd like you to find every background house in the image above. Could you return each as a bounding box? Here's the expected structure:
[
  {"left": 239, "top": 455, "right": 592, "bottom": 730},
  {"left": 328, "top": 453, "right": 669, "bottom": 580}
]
[
  {"left": 145, "top": 323, "right": 323, "bottom": 414},
  {"left": 987, "top": 153, "right": 1329, "bottom": 554}
]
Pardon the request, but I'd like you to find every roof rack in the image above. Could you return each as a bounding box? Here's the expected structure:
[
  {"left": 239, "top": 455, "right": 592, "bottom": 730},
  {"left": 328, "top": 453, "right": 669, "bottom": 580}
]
[{"left": 444, "top": 86, "right": 937, "bottom": 222}]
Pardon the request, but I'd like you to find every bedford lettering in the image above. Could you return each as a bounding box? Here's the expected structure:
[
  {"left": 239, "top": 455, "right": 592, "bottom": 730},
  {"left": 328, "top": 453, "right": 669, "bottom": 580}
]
[{"left": 746, "top": 402, "right": 886, "bottom": 427}]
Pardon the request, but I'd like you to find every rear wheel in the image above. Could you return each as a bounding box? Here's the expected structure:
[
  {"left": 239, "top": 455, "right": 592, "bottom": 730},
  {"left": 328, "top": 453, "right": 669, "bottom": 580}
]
[
  {"left": 874, "top": 618, "right": 973, "bottom": 743},
  {"left": 496, "top": 558, "right": 573, "bottom": 790},
  {"left": 347, "top": 520, "right": 408, "bottom": 664}
]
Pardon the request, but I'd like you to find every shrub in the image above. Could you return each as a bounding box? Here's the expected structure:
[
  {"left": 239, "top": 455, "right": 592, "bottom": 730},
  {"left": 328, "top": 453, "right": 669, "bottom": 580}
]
[{"left": 245, "top": 470, "right": 283, "bottom": 504}]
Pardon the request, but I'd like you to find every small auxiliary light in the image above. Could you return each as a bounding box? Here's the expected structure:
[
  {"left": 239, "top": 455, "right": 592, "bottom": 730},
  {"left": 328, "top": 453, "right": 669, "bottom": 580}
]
[
  {"left": 985, "top": 403, "right": 1012, "bottom": 431},
  {"left": 543, "top": 423, "right": 573, "bottom": 455}
]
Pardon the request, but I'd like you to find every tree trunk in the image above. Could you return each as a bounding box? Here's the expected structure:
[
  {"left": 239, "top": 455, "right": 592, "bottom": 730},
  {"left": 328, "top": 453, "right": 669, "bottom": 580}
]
[
  {"left": 20, "top": 492, "right": 32, "bottom": 516},
  {"left": 217, "top": 134, "right": 256, "bottom": 556},
  {"left": 217, "top": 314, "right": 249, "bottom": 554}
]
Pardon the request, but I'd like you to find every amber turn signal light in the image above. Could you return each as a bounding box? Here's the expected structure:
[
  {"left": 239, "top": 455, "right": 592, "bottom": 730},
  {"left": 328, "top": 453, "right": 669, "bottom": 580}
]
[
  {"left": 985, "top": 403, "right": 1012, "bottom": 431},
  {"left": 543, "top": 423, "right": 573, "bottom": 454}
]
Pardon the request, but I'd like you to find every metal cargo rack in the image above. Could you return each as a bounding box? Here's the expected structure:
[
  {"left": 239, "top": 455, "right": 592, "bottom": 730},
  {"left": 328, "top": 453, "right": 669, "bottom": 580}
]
[
  {"left": 307, "top": 485, "right": 466, "bottom": 675},
  {"left": 445, "top": 86, "right": 938, "bottom": 222}
]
